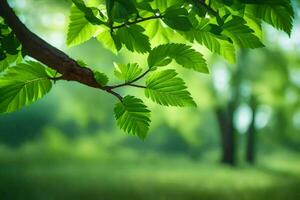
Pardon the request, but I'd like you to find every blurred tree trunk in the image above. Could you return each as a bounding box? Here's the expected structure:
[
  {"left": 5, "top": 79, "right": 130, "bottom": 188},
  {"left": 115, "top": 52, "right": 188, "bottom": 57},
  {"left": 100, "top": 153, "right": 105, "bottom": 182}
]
[
  {"left": 216, "top": 102, "right": 236, "bottom": 166},
  {"left": 213, "top": 51, "right": 248, "bottom": 166},
  {"left": 245, "top": 96, "right": 257, "bottom": 164}
]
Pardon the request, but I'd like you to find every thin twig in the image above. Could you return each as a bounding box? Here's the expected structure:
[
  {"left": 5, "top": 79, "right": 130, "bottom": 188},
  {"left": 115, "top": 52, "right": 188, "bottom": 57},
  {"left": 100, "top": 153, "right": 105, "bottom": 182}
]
[
  {"left": 105, "top": 88, "right": 123, "bottom": 101},
  {"left": 128, "top": 83, "right": 146, "bottom": 88},
  {"left": 107, "top": 69, "right": 151, "bottom": 89},
  {"left": 112, "top": 15, "right": 162, "bottom": 30}
]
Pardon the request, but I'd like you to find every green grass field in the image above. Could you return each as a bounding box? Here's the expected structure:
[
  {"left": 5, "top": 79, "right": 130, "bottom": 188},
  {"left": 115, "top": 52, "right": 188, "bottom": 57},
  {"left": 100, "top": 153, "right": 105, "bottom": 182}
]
[{"left": 0, "top": 151, "right": 299, "bottom": 200}]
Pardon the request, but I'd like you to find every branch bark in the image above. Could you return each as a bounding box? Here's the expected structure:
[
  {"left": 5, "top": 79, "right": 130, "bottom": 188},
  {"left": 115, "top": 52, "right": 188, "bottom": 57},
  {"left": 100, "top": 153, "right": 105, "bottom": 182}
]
[{"left": 0, "top": 0, "right": 101, "bottom": 89}]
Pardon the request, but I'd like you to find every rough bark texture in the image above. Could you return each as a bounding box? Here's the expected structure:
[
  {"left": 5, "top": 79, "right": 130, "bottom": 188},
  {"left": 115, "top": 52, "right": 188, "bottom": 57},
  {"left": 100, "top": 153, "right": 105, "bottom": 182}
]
[{"left": 0, "top": 0, "right": 101, "bottom": 89}]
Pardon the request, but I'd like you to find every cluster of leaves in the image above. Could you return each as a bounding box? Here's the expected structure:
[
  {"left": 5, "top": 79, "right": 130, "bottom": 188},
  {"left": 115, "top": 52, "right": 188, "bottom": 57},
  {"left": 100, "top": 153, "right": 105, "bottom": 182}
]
[{"left": 0, "top": 0, "right": 295, "bottom": 139}]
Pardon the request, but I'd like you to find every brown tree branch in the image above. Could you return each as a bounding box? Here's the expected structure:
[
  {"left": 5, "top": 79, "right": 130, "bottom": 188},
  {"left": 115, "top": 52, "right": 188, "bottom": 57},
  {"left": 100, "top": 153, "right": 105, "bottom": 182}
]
[{"left": 0, "top": 0, "right": 101, "bottom": 89}]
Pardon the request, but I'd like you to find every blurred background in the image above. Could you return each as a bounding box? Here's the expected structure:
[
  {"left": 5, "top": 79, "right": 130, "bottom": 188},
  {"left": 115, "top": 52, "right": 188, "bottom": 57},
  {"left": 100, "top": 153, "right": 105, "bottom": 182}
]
[{"left": 0, "top": 0, "right": 300, "bottom": 199}]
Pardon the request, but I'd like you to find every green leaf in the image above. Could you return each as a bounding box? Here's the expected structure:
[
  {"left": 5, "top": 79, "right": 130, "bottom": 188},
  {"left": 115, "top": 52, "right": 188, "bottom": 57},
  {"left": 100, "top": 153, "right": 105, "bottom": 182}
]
[
  {"left": 222, "top": 16, "right": 264, "bottom": 49},
  {"left": 144, "top": 20, "right": 175, "bottom": 44},
  {"left": 148, "top": 43, "right": 208, "bottom": 73},
  {"left": 106, "top": 0, "right": 138, "bottom": 23},
  {"left": 114, "top": 95, "right": 151, "bottom": 139},
  {"left": 245, "top": 0, "right": 294, "bottom": 36},
  {"left": 93, "top": 70, "right": 109, "bottom": 86},
  {"left": 71, "top": 0, "right": 104, "bottom": 25},
  {"left": 137, "top": 1, "right": 155, "bottom": 12},
  {"left": 155, "top": 58, "right": 172, "bottom": 66},
  {"left": 244, "top": 15, "right": 263, "bottom": 40},
  {"left": 116, "top": 25, "right": 151, "bottom": 53},
  {"left": 150, "top": 0, "right": 185, "bottom": 11},
  {"left": 162, "top": 7, "right": 193, "bottom": 31},
  {"left": 145, "top": 69, "right": 197, "bottom": 107},
  {"left": 96, "top": 27, "right": 119, "bottom": 53},
  {"left": 0, "top": 61, "right": 52, "bottom": 114},
  {"left": 0, "top": 60, "right": 8, "bottom": 72},
  {"left": 182, "top": 18, "right": 236, "bottom": 63},
  {"left": 111, "top": 31, "right": 122, "bottom": 51},
  {"left": 0, "top": 53, "right": 21, "bottom": 73},
  {"left": 114, "top": 63, "right": 142, "bottom": 82},
  {"left": 106, "top": 0, "right": 115, "bottom": 20},
  {"left": 187, "top": 0, "right": 207, "bottom": 17},
  {"left": 67, "top": 6, "right": 98, "bottom": 47}
]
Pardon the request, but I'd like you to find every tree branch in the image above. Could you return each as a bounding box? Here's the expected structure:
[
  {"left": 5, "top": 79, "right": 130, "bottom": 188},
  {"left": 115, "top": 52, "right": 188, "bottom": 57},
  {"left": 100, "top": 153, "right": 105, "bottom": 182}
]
[{"left": 0, "top": 0, "right": 101, "bottom": 89}]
